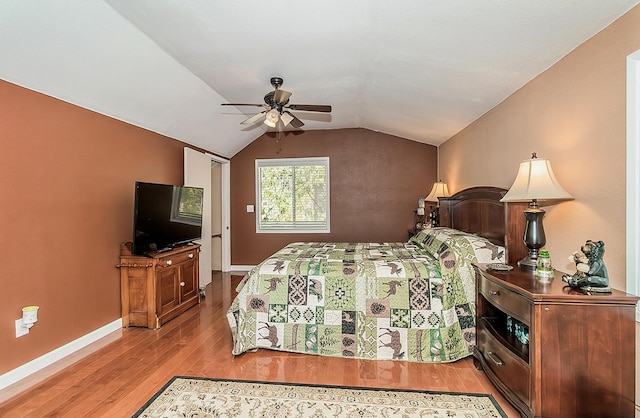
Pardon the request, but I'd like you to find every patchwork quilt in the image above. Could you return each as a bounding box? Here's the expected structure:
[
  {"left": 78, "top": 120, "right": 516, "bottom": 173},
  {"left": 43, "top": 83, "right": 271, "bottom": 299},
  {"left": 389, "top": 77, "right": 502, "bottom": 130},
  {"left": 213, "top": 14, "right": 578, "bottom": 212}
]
[{"left": 227, "top": 227, "right": 505, "bottom": 363}]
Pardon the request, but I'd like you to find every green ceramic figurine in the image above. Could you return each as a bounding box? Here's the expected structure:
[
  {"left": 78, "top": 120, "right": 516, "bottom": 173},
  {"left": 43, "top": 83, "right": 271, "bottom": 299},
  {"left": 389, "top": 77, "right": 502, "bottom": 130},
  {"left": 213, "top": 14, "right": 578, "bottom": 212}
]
[{"left": 562, "top": 240, "right": 611, "bottom": 293}]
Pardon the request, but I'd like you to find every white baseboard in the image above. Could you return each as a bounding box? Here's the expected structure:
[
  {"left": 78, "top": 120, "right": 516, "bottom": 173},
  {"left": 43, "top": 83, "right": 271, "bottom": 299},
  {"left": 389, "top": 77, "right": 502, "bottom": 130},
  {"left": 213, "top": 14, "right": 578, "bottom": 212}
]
[
  {"left": 230, "top": 265, "right": 254, "bottom": 272},
  {"left": 0, "top": 318, "right": 122, "bottom": 392}
]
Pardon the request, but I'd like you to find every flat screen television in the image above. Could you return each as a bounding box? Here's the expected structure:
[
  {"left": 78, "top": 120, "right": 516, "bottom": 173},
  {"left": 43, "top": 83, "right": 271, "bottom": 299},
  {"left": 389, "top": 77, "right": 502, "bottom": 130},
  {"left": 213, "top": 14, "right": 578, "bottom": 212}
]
[{"left": 132, "top": 181, "right": 204, "bottom": 256}]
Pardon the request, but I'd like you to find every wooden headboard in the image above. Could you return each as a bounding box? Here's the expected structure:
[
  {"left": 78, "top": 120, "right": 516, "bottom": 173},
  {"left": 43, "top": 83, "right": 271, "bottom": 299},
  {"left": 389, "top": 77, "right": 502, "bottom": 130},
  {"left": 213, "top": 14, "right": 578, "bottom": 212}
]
[{"left": 438, "top": 186, "right": 528, "bottom": 264}]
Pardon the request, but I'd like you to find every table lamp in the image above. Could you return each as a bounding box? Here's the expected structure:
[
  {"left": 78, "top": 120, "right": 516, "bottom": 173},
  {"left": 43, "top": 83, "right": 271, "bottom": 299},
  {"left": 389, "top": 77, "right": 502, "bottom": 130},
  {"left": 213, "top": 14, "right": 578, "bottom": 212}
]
[
  {"left": 500, "top": 153, "right": 573, "bottom": 269},
  {"left": 425, "top": 181, "right": 449, "bottom": 226}
]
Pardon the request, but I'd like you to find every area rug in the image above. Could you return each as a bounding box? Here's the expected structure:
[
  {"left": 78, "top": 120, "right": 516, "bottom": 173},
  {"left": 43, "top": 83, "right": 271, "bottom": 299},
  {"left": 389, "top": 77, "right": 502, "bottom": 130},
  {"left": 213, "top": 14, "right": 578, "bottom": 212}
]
[{"left": 133, "top": 376, "right": 507, "bottom": 418}]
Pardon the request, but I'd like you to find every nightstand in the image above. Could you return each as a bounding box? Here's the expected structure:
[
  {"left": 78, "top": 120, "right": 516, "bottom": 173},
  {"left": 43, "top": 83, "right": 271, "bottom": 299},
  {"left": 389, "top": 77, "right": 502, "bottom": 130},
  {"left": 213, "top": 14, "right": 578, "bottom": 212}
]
[
  {"left": 473, "top": 264, "right": 638, "bottom": 418},
  {"left": 409, "top": 209, "right": 427, "bottom": 239}
]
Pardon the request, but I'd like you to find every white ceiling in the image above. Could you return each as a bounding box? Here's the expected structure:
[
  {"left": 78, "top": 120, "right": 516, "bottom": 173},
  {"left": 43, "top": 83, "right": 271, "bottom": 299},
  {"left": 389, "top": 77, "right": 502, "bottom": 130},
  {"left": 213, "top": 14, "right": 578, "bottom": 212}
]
[{"left": 1, "top": 1, "right": 638, "bottom": 158}]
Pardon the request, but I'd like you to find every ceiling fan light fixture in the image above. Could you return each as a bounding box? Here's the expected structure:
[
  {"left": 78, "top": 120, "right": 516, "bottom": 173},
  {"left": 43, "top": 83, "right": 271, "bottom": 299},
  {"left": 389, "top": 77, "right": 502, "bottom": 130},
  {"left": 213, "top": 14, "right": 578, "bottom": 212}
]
[
  {"left": 280, "top": 112, "right": 294, "bottom": 126},
  {"left": 223, "top": 77, "right": 332, "bottom": 130},
  {"left": 264, "top": 109, "right": 279, "bottom": 128}
]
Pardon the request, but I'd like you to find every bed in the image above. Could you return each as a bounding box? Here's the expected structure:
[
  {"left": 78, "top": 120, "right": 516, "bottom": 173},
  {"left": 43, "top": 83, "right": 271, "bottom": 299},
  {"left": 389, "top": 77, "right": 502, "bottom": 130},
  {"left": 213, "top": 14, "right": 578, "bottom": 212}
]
[{"left": 227, "top": 187, "right": 527, "bottom": 363}]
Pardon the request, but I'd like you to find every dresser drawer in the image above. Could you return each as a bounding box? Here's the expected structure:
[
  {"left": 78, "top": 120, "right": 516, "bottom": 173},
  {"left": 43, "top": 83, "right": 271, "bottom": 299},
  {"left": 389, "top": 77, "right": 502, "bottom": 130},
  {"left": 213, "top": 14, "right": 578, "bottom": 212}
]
[
  {"left": 478, "top": 272, "right": 530, "bottom": 324},
  {"left": 157, "top": 249, "right": 198, "bottom": 268},
  {"left": 477, "top": 324, "right": 531, "bottom": 406}
]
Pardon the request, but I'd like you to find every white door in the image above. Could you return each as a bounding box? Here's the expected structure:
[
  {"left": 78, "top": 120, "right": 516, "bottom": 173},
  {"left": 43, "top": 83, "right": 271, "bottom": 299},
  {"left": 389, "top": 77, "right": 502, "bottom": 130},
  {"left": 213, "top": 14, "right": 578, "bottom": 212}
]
[
  {"left": 184, "top": 148, "right": 231, "bottom": 289},
  {"left": 626, "top": 50, "right": 640, "bottom": 321},
  {"left": 184, "top": 148, "right": 212, "bottom": 288}
]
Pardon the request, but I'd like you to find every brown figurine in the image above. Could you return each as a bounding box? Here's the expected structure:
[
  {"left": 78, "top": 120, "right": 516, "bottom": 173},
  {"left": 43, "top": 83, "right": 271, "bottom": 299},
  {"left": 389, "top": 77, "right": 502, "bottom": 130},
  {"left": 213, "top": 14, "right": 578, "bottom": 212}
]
[{"left": 562, "top": 240, "right": 611, "bottom": 293}]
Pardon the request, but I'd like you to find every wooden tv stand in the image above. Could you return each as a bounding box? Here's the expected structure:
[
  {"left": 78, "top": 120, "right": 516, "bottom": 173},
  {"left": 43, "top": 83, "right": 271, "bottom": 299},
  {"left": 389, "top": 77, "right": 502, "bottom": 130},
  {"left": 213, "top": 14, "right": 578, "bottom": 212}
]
[
  {"left": 474, "top": 264, "right": 638, "bottom": 417},
  {"left": 118, "top": 242, "right": 200, "bottom": 329}
]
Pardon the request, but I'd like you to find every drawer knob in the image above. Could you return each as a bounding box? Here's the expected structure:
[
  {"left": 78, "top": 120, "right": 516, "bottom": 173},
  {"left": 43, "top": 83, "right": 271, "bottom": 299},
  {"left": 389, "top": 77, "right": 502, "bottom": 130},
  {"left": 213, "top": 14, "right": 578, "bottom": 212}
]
[
  {"left": 487, "top": 351, "right": 504, "bottom": 366},
  {"left": 489, "top": 290, "right": 500, "bottom": 296},
  {"left": 180, "top": 281, "right": 185, "bottom": 287},
  {"left": 189, "top": 253, "right": 194, "bottom": 259},
  {"left": 166, "top": 260, "right": 172, "bottom": 266}
]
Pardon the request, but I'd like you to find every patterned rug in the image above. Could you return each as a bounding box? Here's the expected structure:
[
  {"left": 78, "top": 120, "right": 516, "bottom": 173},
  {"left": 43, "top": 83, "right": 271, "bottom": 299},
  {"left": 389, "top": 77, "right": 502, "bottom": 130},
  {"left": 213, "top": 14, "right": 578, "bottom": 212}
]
[{"left": 133, "top": 377, "right": 507, "bottom": 417}]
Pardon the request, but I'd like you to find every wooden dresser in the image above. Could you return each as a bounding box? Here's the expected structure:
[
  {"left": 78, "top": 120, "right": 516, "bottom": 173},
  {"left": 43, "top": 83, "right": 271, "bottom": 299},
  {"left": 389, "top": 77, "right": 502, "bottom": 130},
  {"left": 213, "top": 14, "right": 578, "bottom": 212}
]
[
  {"left": 118, "top": 242, "right": 200, "bottom": 329},
  {"left": 474, "top": 264, "right": 638, "bottom": 418}
]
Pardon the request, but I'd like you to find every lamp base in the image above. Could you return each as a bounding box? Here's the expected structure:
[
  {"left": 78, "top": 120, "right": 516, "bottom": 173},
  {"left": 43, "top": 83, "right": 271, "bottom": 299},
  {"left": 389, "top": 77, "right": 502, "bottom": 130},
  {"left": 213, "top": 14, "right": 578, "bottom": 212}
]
[
  {"left": 519, "top": 203, "right": 545, "bottom": 271},
  {"left": 517, "top": 256, "right": 537, "bottom": 270}
]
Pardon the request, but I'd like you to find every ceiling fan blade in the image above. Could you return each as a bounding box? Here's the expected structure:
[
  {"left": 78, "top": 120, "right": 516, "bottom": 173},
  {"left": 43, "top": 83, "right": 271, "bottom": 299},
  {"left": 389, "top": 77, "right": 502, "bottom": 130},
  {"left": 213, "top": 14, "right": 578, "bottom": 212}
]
[
  {"left": 221, "top": 103, "right": 264, "bottom": 107},
  {"left": 273, "top": 89, "right": 292, "bottom": 104},
  {"left": 241, "top": 111, "right": 267, "bottom": 125},
  {"left": 287, "top": 104, "right": 331, "bottom": 113},
  {"left": 283, "top": 111, "right": 304, "bottom": 128}
]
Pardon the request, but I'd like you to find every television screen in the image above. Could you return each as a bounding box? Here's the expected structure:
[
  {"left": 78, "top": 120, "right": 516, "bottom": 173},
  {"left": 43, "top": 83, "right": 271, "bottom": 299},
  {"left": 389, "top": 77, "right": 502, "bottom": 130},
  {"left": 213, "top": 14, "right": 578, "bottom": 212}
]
[{"left": 132, "top": 181, "right": 204, "bottom": 256}]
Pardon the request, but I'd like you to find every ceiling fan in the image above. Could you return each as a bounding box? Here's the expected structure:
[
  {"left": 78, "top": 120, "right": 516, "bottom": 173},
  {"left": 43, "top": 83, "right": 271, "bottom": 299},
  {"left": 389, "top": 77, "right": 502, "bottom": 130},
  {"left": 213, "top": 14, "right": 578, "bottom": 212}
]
[{"left": 221, "top": 77, "right": 332, "bottom": 129}]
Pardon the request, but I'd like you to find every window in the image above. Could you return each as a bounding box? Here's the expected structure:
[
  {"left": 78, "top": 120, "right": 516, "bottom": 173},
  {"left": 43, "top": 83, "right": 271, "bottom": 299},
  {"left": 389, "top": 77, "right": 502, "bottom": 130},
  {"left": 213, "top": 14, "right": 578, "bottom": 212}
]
[{"left": 256, "top": 157, "right": 330, "bottom": 233}]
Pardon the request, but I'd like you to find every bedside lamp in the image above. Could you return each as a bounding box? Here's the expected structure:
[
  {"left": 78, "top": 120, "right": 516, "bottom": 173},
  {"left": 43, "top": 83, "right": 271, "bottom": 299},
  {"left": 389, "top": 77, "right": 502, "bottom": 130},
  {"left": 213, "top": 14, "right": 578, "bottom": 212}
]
[
  {"left": 500, "top": 153, "right": 573, "bottom": 269},
  {"left": 425, "top": 181, "right": 449, "bottom": 226}
]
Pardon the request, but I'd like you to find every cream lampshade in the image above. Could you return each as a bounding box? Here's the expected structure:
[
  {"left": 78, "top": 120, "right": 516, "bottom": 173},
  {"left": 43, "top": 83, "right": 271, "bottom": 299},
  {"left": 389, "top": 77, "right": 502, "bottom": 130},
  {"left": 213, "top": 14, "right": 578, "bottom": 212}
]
[
  {"left": 501, "top": 153, "right": 573, "bottom": 269},
  {"left": 425, "top": 181, "right": 450, "bottom": 202},
  {"left": 279, "top": 111, "right": 294, "bottom": 127}
]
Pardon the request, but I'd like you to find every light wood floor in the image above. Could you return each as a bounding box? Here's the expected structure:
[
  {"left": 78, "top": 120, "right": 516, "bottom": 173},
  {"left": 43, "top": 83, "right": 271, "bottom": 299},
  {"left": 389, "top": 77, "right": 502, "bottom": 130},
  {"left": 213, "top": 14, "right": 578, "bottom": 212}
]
[{"left": 0, "top": 272, "right": 519, "bottom": 417}]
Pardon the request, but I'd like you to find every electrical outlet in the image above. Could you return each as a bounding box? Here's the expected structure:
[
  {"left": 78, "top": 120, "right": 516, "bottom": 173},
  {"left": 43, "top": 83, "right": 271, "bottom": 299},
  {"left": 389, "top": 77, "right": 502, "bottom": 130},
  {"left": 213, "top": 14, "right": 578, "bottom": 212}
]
[{"left": 15, "top": 319, "right": 29, "bottom": 338}]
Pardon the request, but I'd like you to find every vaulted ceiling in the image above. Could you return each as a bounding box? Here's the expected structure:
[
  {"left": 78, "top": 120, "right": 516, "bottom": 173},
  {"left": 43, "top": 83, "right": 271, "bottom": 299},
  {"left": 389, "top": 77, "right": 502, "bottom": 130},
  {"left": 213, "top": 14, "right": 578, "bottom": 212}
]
[{"left": 1, "top": 1, "right": 638, "bottom": 158}]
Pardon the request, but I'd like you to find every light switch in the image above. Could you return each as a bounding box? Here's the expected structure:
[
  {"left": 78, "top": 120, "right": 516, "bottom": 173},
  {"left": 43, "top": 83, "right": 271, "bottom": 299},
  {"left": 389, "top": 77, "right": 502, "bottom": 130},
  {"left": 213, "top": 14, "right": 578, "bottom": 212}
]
[{"left": 246, "top": 205, "right": 254, "bottom": 213}]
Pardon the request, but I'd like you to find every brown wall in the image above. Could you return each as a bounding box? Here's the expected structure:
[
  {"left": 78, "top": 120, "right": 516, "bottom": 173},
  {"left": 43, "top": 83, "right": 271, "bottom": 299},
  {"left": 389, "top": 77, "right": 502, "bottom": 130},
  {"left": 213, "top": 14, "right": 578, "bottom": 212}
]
[
  {"left": 439, "top": 5, "right": 640, "bottom": 292},
  {"left": 0, "top": 80, "right": 189, "bottom": 374},
  {"left": 230, "top": 128, "right": 437, "bottom": 265}
]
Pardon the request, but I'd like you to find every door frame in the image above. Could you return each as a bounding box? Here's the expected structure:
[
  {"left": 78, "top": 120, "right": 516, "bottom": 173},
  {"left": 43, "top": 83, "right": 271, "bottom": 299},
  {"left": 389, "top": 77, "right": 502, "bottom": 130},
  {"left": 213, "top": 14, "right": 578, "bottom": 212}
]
[
  {"left": 206, "top": 152, "right": 231, "bottom": 272},
  {"left": 627, "top": 50, "right": 640, "bottom": 320}
]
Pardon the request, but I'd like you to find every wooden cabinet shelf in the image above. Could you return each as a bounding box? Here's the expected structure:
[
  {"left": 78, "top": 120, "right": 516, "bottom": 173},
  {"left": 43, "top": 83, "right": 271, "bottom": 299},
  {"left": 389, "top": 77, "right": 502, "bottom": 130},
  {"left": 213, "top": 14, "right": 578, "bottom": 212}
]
[
  {"left": 118, "top": 242, "right": 200, "bottom": 329},
  {"left": 479, "top": 317, "right": 529, "bottom": 362},
  {"left": 474, "top": 264, "right": 638, "bottom": 418}
]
